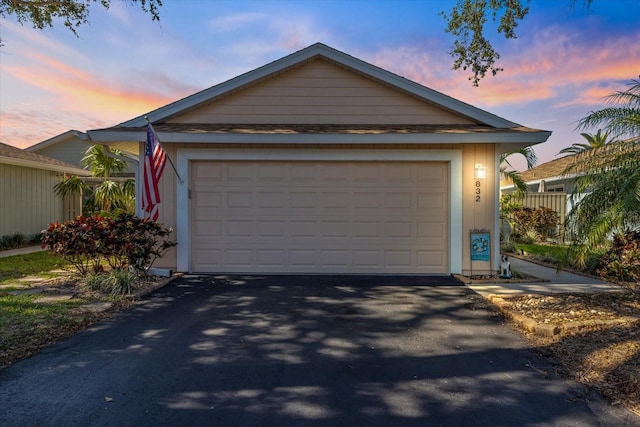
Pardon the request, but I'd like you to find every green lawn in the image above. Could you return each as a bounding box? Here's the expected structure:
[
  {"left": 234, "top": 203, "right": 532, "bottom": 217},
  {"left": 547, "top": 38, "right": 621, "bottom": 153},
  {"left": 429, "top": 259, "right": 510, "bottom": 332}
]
[
  {"left": 0, "top": 251, "right": 72, "bottom": 284},
  {"left": 515, "top": 243, "right": 569, "bottom": 262}
]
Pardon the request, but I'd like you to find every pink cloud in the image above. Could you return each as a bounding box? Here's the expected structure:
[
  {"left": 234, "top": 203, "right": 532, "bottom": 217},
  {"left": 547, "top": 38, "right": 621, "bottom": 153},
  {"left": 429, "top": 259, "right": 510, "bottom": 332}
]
[
  {"left": 0, "top": 47, "right": 202, "bottom": 148},
  {"left": 371, "top": 27, "right": 640, "bottom": 111}
]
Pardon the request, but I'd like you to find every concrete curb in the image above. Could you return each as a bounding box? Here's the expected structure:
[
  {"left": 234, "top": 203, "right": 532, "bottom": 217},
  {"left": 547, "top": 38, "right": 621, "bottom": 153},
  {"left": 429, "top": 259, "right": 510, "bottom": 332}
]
[
  {"left": 505, "top": 253, "right": 606, "bottom": 282},
  {"left": 486, "top": 294, "right": 639, "bottom": 337},
  {"left": 127, "top": 273, "right": 183, "bottom": 300},
  {"left": 454, "top": 274, "right": 548, "bottom": 285}
]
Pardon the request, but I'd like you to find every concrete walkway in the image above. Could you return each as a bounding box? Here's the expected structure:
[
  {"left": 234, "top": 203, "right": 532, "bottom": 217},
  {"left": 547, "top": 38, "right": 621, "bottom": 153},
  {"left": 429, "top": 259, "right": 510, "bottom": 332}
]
[
  {"left": 0, "top": 245, "right": 45, "bottom": 258},
  {"left": 467, "top": 256, "right": 623, "bottom": 297}
]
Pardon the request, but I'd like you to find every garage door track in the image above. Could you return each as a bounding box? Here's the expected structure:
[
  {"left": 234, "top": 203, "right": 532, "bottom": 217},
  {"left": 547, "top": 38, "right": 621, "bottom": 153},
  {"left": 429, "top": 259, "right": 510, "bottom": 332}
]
[{"left": 0, "top": 275, "right": 634, "bottom": 426}]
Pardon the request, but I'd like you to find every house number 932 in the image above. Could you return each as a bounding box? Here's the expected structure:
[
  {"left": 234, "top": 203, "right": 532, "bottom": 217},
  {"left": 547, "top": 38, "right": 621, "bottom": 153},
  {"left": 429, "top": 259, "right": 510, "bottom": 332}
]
[{"left": 475, "top": 180, "right": 481, "bottom": 202}]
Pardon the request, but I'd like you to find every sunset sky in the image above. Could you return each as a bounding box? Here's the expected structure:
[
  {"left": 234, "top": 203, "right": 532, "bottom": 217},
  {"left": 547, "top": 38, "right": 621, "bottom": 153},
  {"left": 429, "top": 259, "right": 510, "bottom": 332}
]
[{"left": 0, "top": 0, "right": 638, "bottom": 170}]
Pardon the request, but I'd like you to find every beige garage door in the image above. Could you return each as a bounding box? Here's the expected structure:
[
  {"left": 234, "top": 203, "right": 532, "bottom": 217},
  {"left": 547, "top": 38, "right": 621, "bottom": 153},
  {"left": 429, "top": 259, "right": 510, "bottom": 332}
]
[{"left": 190, "top": 161, "right": 449, "bottom": 274}]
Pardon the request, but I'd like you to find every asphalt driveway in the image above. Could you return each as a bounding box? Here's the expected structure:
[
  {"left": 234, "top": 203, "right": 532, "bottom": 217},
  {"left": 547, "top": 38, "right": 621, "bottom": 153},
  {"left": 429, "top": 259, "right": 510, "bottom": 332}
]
[{"left": 0, "top": 275, "right": 633, "bottom": 426}]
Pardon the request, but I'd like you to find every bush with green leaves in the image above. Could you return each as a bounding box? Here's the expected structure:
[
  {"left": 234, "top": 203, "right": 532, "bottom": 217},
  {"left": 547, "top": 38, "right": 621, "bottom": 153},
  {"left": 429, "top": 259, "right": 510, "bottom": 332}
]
[
  {"left": 0, "top": 233, "right": 27, "bottom": 250},
  {"left": 85, "top": 270, "right": 137, "bottom": 295},
  {"left": 42, "top": 214, "right": 176, "bottom": 275}
]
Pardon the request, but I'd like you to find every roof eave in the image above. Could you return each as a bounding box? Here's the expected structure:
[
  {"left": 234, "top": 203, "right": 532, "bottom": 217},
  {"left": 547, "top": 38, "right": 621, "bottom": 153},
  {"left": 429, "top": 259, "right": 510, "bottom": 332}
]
[
  {"left": 0, "top": 156, "right": 91, "bottom": 175},
  {"left": 87, "top": 129, "right": 551, "bottom": 145}
]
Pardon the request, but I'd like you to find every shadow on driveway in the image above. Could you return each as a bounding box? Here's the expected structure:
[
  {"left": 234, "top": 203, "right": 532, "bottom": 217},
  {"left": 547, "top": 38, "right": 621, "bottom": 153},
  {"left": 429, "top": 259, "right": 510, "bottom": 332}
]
[{"left": 0, "top": 275, "right": 630, "bottom": 426}]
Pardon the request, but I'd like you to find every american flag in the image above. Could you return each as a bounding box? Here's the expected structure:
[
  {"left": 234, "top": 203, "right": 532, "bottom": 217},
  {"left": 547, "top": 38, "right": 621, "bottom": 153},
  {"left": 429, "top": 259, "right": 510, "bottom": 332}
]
[{"left": 142, "top": 124, "right": 167, "bottom": 221}]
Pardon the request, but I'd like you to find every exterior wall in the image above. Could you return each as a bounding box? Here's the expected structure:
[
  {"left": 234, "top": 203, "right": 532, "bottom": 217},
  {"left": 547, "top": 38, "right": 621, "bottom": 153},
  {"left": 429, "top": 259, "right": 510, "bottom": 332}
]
[
  {"left": 172, "top": 59, "right": 476, "bottom": 126},
  {"left": 461, "top": 144, "right": 498, "bottom": 275},
  {"left": 33, "top": 139, "right": 93, "bottom": 168},
  {"left": 34, "top": 138, "right": 138, "bottom": 175},
  {"left": 149, "top": 142, "right": 498, "bottom": 274},
  {"left": 146, "top": 61, "right": 499, "bottom": 273},
  {"left": 0, "top": 163, "right": 65, "bottom": 237}
]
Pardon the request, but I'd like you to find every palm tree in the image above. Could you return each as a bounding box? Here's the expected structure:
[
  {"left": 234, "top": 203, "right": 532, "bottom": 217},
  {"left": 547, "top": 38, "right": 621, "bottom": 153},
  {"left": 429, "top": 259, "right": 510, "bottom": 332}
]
[
  {"left": 55, "top": 145, "right": 135, "bottom": 215},
  {"left": 501, "top": 146, "right": 538, "bottom": 195},
  {"left": 54, "top": 175, "right": 90, "bottom": 199},
  {"left": 80, "top": 144, "right": 127, "bottom": 179},
  {"left": 558, "top": 129, "right": 616, "bottom": 155},
  {"left": 563, "top": 76, "right": 640, "bottom": 266}
]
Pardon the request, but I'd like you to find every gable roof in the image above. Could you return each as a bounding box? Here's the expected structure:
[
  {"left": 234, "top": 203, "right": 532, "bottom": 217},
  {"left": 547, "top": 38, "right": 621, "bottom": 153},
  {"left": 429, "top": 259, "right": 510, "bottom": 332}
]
[
  {"left": 86, "top": 43, "right": 551, "bottom": 147},
  {"left": 26, "top": 130, "right": 85, "bottom": 152},
  {"left": 121, "top": 43, "right": 518, "bottom": 129},
  {"left": 0, "top": 142, "right": 90, "bottom": 175},
  {"left": 517, "top": 155, "right": 577, "bottom": 183},
  {"left": 500, "top": 154, "right": 580, "bottom": 189}
]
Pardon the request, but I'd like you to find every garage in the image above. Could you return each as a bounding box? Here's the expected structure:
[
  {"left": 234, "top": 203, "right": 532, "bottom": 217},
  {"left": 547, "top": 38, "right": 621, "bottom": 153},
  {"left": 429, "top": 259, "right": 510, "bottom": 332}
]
[
  {"left": 88, "top": 43, "right": 551, "bottom": 275},
  {"left": 190, "top": 159, "right": 448, "bottom": 274}
]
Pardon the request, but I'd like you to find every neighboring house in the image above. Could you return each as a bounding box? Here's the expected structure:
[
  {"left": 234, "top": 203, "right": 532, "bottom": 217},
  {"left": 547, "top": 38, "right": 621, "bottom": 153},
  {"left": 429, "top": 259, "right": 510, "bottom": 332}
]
[
  {"left": 27, "top": 130, "right": 138, "bottom": 176},
  {"left": 0, "top": 142, "right": 91, "bottom": 237},
  {"left": 86, "top": 43, "right": 550, "bottom": 275},
  {"left": 502, "top": 155, "right": 577, "bottom": 194},
  {"left": 500, "top": 155, "right": 579, "bottom": 228}
]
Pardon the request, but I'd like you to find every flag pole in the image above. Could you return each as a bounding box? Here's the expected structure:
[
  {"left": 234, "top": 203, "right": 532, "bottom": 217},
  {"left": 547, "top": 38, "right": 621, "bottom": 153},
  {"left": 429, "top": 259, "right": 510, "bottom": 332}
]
[{"left": 145, "top": 116, "right": 184, "bottom": 184}]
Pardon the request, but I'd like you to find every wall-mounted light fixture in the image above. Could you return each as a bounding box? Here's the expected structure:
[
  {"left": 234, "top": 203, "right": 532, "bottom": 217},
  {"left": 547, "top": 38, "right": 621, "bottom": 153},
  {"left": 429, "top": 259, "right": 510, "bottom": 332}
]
[{"left": 474, "top": 163, "right": 486, "bottom": 179}]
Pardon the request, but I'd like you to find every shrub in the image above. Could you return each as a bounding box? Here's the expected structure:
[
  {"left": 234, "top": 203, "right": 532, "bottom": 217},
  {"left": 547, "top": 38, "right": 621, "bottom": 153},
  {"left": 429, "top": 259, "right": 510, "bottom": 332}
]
[
  {"left": 511, "top": 206, "right": 559, "bottom": 242},
  {"left": 85, "top": 272, "right": 108, "bottom": 293},
  {"left": 84, "top": 270, "right": 137, "bottom": 295},
  {"left": 104, "top": 270, "right": 137, "bottom": 295},
  {"left": 500, "top": 240, "right": 517, "bottom": 253},
  {"left": 42, "top": 214, "right": 176, "bottom": 276},
  {"left": 598, "top": 232, "right": 640, "bottom": 288},
  {"left": 532, "top": 207, "right": 559, "bottom": 241},
  {"left": 0, "top": 233, "right": 27, "bottom": 250}
]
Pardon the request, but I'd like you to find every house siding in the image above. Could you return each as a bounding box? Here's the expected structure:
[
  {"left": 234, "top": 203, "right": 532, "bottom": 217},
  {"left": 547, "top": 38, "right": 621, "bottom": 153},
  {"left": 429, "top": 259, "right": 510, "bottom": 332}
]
[
  {"left": 33, "top": 138, "right": 138, "bottom": 174},
  {"left": 0, "top": 163, "right": 64, "bottom": 237},
  {"left": 34, "top": 139, "right": 93, "bottom": 168},
  {"left": 171, "top": 59, "right": 476, "bottom": 126},
  {"left": 461, "top": 144, "right": 497, "bottom": 275}
]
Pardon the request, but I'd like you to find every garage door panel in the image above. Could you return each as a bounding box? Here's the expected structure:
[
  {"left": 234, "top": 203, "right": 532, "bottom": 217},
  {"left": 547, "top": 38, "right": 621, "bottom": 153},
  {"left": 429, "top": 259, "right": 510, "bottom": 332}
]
[
  {"left": 384, "top": 165, "right": 413, "bottom": 182},
  {"left": 321, "top": 250, "right": 350, "bottom": 267},
  {"left": 385, "top": 250, "right": 413, "bottom": 267},
  {"left": 418, "top": 250, "right": 445, "bottom": 267},
  {"left": 290, "top": 220, "right": 317, "bottom": 237},
  {"left": 257, "top": 220, "right": 286, "bottom": 236},
  {"left": 227, "top": 164, "right": 254, "bottom": 181},
  {"left": 290, "top": 250, "right": 317, "bottom": 266},
  {"left": 385, "top": 193, "right": 413, "bottom": 209},
  {"left": 418, "top": 222, "right": 446, "bottom": 238},
  {"left": 191, "top": 161, "right": 448, "bottom": 274},
  {"left": 193, "top": 220, "right": 221, "bottom": 237}
]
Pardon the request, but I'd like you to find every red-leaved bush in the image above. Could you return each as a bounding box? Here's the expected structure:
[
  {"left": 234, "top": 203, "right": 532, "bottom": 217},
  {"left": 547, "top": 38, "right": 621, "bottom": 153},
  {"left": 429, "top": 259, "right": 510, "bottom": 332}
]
[
  {"left": 598, "top": 231, "right": 640, "bottom": 291},
  {"left": 42, "top": 214, "right": 176, "bottom": 275}
]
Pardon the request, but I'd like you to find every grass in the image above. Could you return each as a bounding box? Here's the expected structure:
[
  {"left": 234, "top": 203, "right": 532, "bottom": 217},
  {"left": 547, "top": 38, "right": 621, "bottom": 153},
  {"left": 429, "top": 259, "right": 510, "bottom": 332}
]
[
  {"left": 0, "top": 292, "right": 105, "bottom": 370},
  {"left": 515, "top": 242, "right": 569, "bottom": 262},
  {"left": 0, "top": 251, "right": 72, "bottom": 284},
  {"left": 0, "top": 251, "right": 157, "bottom": 370}
]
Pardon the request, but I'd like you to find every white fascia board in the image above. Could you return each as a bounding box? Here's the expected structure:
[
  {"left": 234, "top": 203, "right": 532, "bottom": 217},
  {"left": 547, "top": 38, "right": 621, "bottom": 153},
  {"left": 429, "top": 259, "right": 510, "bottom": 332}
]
[
  {"left": 118, "top": 43, "right": 523, "bottom": 129},
  {"left": 176, "top": 148, "right": 463, "bottom": 274},
  {"left": 87, "top": 130, "right": 551, "bottom": 145},
  {"left": 0, "top": 157, "right": 91, "bottom": 175}
]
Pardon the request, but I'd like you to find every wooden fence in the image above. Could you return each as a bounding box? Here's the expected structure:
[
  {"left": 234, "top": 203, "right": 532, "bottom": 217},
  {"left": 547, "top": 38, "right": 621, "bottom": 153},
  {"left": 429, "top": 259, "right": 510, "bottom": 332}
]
[{"left": 520, "top": 192, "right": 568, "bottom": 225}]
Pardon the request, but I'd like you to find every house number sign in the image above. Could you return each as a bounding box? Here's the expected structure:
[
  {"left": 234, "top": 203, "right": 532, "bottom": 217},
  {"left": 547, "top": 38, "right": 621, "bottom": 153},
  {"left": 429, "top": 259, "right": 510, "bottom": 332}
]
[{"left": 475, "top": 180, "right": 481, "bottom": 202}]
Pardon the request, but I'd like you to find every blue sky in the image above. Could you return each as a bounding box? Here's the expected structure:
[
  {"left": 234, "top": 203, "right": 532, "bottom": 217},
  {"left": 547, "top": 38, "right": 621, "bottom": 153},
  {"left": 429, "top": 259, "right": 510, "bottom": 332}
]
[{"left": 1, "top": 0, "right": 638, "bottom": 170}]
